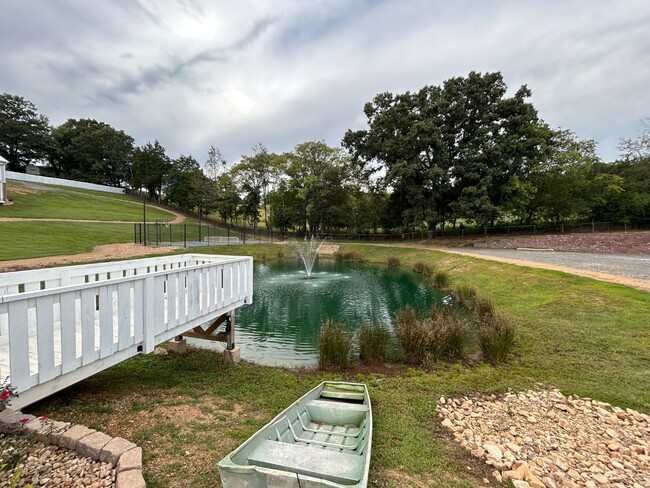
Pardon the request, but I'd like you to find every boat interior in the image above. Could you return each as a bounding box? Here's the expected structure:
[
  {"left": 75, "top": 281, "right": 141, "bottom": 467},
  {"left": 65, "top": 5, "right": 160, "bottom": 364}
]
[{"left": 231, "top": 382, "right": 371, "bottom": 485}]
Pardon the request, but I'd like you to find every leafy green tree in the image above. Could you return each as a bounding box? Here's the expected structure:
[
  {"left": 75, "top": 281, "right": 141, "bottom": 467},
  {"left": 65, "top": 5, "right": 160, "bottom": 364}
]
[
  {"left": 619, "top": 118, "right": 650, "bottom": 161},
  {"left": 0, "top": 93, "right": 52, "bottom": 171},
  {"left": 343, "top": 72, "right": 549, "bottom": 229},
  {"left": 522, "top": 130, "right": 604, "bottom": 223},
  {"left": 51, "top": 118, "right": 134, "bottom": 185},
  {"left": 214, "top": 173, "right": 240, "bottom": 224},
  {"left": 166, "top": 155, "right": 201, "bottom": 209},
  {"left": 131, "top": 141, "right": 171, "bottom": 200},
  {"left": 232, "top": 144, "right": 278, "bottom": 230},
  {"left": 268, "top": 180, "right": 301, "bottom": 234},
  {"left": 286, "top": 141, "right": 352, "bottom": 233}
]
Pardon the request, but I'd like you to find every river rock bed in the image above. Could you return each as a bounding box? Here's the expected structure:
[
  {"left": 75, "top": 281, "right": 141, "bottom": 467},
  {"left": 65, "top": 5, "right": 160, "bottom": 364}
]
[
  {"left": 0, "top": 435, "right": 116, "bottom": 487},
  {"left": 437, "top": 389, "right": 650, "bottom": 488}
]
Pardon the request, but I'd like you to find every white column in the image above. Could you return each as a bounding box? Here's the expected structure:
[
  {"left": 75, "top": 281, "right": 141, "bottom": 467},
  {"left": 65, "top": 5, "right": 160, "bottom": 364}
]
[{"left": 0, "top": 157, "right": 6, "bottom": 203}]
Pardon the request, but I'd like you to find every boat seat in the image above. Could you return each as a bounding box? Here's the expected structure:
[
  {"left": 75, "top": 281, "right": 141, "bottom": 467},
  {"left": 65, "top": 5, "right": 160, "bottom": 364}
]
[
  {"left": 305, "top": 399, "right": 368, "bottom": 426},
  {"left": 247, "top": 439, "right": 364, "bottom": 485}
]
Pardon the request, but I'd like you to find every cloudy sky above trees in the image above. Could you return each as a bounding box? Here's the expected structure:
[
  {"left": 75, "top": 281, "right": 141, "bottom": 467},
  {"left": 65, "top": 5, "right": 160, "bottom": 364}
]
[{"left": 1, "top": 0, "right": 648, "bottom": 164}]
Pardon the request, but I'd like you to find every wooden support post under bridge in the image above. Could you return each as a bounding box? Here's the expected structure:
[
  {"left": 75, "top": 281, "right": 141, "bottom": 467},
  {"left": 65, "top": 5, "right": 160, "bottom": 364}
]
[{"left": 180, "top": 311, "right": 240, "bottom": 363}]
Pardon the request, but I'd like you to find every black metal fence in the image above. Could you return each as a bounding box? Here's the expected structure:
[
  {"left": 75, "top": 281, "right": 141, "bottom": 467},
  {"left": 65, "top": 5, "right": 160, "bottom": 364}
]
[{"left": 135, "top": 219, "right": 650, "bottom": 247}]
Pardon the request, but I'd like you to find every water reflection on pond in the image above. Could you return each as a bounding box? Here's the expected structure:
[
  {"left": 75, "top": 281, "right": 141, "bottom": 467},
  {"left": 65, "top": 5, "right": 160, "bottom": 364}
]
[{"left": 189, "top": 259, "right": 444, "bottom": 367}]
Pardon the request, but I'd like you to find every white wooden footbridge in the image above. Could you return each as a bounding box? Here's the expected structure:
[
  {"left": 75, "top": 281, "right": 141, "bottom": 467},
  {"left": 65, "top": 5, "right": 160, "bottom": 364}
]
[{"left": 0, "top": 254, "right": 253, "bottom": 409}]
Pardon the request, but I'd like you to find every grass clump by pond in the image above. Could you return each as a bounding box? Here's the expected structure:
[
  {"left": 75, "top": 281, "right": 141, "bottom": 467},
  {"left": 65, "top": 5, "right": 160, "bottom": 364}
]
[
  {"left": 395, "top": 305, "right": 471, "bottom": 364},
  {"left": 334, "top": 250, "right": 365, "bottom": 262},
  {"left": 386, "top": 256, "right": 400, "bottom": 267},
  {"left": 478, "top": 312, "right": 516, "bottom": 364},
  {"left": 412, "top": 260, "right": 433, "bottom": 277},
  {"left": 319, "top": 320, "right": 354, "bottom": 369},
  {"left": 357, "top": 323, "right": 391, "bottom": 364},
  {"left": 433, "top": 269, "right": 450, "bottom": 288}
]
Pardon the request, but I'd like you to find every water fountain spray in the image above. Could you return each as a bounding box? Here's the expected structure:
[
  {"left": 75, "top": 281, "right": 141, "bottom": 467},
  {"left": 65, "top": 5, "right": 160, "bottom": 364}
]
[{"left": 295, "top": 236, "right": 326, "bottom": 279}]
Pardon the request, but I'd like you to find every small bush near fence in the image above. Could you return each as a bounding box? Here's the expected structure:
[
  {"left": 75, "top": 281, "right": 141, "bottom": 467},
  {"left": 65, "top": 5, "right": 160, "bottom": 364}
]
[
  {"left": 387, "top": 256, "right": 400, "bottom": 267},
  {"left": 357, "top": 323, "right": 391, "bottom": 364},
  {"left": 319, "top": 320, "right": 354, "bottom": 370}
]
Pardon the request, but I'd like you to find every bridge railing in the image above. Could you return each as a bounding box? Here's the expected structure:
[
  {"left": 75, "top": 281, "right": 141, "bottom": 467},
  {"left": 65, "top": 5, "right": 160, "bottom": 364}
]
[{"left": 0, "top": 254, "right": 253, "bottom": 408}]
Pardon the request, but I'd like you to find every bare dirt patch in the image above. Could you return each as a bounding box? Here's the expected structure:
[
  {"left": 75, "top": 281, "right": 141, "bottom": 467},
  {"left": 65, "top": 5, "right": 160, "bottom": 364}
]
[{"left": 0, "top": 243, "right": 178, "bottom": 272}]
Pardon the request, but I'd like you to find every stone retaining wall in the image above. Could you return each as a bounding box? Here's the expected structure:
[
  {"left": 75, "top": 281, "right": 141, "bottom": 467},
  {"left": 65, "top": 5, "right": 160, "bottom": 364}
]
[{"left": 0, "top": 407, "right": 145, "bottom": 487}]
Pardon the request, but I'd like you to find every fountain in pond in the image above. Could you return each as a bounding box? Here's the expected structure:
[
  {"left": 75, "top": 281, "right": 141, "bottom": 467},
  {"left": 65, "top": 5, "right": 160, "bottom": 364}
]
[{"left": 295, "top": 236, "right": 326, "bottom": 279}]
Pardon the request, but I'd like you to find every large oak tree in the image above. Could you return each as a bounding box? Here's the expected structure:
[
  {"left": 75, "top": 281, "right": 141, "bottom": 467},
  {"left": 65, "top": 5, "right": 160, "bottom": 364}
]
[{"left": 343, "top": 72, "right": 550, "bottom": 230}]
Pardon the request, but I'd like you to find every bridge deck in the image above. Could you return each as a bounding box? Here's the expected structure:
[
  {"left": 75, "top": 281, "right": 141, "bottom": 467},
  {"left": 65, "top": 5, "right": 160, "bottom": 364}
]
[{"left": 0, "top": 253, "right": 253, "bottom": 409}]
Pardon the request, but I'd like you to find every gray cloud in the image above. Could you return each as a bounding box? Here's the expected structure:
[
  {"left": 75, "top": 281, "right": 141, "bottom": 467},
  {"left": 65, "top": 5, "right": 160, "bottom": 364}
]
[{"left": 0, "top": 0, "right": 648, "bottom": 164}]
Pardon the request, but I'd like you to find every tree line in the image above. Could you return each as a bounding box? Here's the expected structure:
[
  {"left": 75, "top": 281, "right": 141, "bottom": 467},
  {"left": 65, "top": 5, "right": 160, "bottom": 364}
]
[{"left": 1, "top": 71, "right": 648, "bottom": 233}]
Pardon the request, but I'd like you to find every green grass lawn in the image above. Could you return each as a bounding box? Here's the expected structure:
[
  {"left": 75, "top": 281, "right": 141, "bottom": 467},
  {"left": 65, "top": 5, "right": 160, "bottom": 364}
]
[
  {"left": 20, "top": 243, "right": 650, "bottom": 487},
  {"left": 0, "top": 221, "right": 135, "bottom": 261},
  {"left": 1, "top": 181, "right": 175, "bottom": 221}
]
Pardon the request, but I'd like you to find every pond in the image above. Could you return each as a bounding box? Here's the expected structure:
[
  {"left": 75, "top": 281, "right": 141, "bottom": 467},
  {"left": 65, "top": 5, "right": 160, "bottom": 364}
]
[{"left": 189, "top": 259, "right": 445, "bottom": 366}]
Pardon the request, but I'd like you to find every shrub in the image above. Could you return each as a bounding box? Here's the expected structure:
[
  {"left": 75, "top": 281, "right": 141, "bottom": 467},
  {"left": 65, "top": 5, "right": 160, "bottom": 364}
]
[
  {"left": 333, "top": 252, "right": 344, "bottom": 261},
  {"left": 357, "top": 323, "right": 391, "bottom": 364},
  {"left": 433, "top": 270, "right": 449, "bottom": 288},
  {"left": 319, "top": 320, "right": 354, "bottom": 369},
  {"left": 430, "top": 307, "right": 471, "bottom": 360},
  {"left": 412, "top": 261, "right": 433, "bottom": 277},
  {"left": 472, "top": 295, "right": 495, "bottom": 318},
  {"left": 453, "top": 283, "right": 477, "bottom": 306},
  {"left": 387, "top": 256, "right": 400, "bottom": 267},
  {"left": 343, "top": 251, "right": 364, "bottom": 262},
  {"left": 477, "top": 313, "right": 515, "bottom": 364},
  {"left": 276, "top": 249, "right": 285, "bottom": 259},
  {"left": 394, "top": 306, "right": 470, "bottom": 364}
]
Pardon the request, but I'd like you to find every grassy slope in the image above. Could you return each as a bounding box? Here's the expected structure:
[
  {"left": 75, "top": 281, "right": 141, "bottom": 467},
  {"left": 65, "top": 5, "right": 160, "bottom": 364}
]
[
  {"left": 0, "top": 222, "right": 135, "bottom": 260},
  {"left": 27, "top": 242, "right": 649, "bottom": 487},
  {"left": 0, "top": 182, "right": 181, "bottom": 261},
  {"left": 1, "top": 181, "right": 174, "bottom": 221}
]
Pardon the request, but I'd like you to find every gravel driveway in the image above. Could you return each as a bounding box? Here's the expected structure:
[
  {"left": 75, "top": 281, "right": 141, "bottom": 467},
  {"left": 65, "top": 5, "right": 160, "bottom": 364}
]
[{"left": 455, "top": 248, "right": 650, "bottom": 281}]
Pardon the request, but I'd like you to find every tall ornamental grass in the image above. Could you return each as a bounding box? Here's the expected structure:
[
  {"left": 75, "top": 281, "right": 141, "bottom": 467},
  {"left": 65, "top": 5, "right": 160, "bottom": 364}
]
[
  {"left": 357, "top": 323, "right": 391, "bottom": 364},
  {"left": 319, "top": 320, "right": 354, "bottom": 369},
  {"left": 394, "top": 306, "right": 471, "bottom": 364}
]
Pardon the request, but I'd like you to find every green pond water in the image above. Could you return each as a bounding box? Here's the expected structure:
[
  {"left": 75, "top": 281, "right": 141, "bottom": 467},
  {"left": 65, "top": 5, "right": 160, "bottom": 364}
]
[{"left": 190, "top": 259, "right": 444, "bottom": 366}]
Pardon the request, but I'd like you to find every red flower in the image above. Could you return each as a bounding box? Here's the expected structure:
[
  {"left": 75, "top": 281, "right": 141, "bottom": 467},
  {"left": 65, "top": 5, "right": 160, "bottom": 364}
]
[
  {"left": 39, "top": 415, "right": 48, "bottom": 421},
  {"left": 0, "top": 390, "right": 9, "bottom": 401},
  {"left": 18, "top": 418, "right": 29, "bottom": 423}
]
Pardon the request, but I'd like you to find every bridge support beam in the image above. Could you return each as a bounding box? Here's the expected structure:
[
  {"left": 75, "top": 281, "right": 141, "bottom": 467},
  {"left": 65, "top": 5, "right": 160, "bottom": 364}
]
[{"left": 181, "top": 311, "right": 240, "bottom": 363}]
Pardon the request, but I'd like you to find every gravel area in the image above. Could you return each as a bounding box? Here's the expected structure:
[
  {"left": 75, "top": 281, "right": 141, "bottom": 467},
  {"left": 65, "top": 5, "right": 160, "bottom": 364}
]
[
  {"left": 0, "top": 435, "right": 115, "bottom": 487},
  {"left": 437, "top": 389, "right": 650, "bottom": 488},
  {"left": 456, "top": 249, "right": 650, "bottom": 281}
]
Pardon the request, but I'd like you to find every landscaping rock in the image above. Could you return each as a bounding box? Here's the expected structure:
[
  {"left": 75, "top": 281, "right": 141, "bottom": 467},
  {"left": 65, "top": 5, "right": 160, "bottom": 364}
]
[{"left": 436, "top": 388, "right": 650, "bottom": 487}]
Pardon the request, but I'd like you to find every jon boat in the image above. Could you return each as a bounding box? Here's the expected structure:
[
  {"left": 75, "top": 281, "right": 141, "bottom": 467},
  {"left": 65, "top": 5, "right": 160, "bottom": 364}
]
[{"left": 218, "top": 381, "right": 372, "bottom": 487}]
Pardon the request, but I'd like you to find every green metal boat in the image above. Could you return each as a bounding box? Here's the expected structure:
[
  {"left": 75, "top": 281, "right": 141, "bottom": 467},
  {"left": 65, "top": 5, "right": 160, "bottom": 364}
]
[{"left": 218, "top": 381, "right": 372, "bottom": 487}]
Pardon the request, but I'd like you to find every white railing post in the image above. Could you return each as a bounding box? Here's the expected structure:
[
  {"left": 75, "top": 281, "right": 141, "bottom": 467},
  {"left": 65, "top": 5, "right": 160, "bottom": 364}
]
[{"left": 143, "top": 275, "right": 155, "bottom": 353}]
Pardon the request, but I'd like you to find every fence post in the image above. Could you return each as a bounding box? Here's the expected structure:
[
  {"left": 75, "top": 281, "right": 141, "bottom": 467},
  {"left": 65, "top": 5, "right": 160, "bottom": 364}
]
[
  {"left": 227, "top": 225, "right": 230, "bottom": 245},
  {"left": 169, "top": 224, "right": 172, "bottom": 245},
  {"left": 184, "top": 224, "right": 187, "bottom": 248}
]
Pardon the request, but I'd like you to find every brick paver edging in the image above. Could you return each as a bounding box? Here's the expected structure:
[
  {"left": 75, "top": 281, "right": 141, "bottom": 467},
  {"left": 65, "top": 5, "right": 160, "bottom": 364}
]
[{"left": 0, "top": 407, "right": 145, "bottom": 487}]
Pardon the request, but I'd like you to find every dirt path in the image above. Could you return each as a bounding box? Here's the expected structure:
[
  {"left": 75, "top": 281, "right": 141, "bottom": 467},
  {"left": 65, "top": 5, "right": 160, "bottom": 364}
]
[
  {"left": 0, "top": 203, "right": 186, "bottom": 225},
  {"left": 370, "top": 243, "right": 650, "bottom": 292},
  {"left": 0, "top": 243, "right": 178, "bottom": 272}
]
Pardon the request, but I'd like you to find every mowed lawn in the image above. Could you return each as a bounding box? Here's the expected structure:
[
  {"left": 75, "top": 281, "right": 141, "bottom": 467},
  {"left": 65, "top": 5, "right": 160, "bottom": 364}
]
[
  {"left": 0, "top": 221, "right": 135, "bottom": 261},
  {"left": 27, "top": 243, "right": 650, "bottom": 488},
  {"left": 1, "top": 181, "right": 175, "bottom": 221}
]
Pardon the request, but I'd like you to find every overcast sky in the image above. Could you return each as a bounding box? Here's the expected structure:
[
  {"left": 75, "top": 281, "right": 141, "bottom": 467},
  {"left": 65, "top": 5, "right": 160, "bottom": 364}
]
[{"left": 1, "top": 0, "right": 649, "bottom": 165}]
